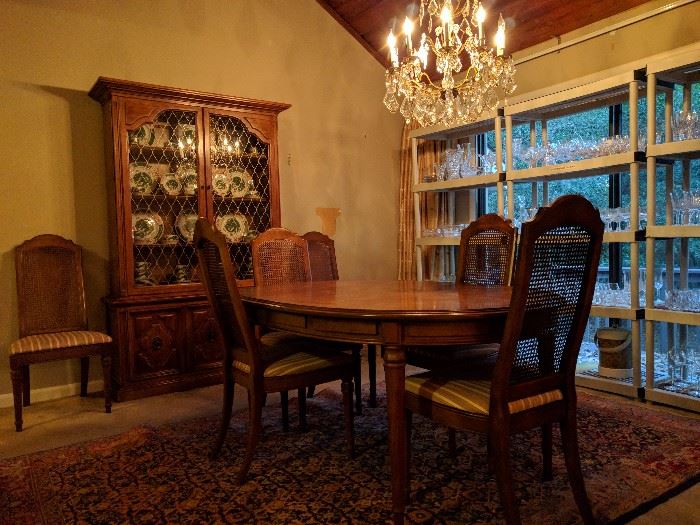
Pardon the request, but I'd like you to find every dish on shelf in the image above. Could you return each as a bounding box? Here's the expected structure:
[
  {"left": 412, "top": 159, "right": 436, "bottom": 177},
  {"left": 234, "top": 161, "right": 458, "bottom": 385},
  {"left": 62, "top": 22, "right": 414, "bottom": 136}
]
[
  {"left": 129, "top": 163, "right": 157, "bottom": 195},
  {"left": 176, "top": 213, "right": 199, "bottom": 242},
  {"left": 150, "top": 123, "right": 171, "bottom": 147},
  {"left": 230, "top": 170, "right": 252, "bottom": 198},
  {"left": 132, "top": 213, "right": 164, "bottom": 245},
  {"left": 211, "top": 168, "right": 232, "bottom": 197},
  {"left": 174, "top": 123, "right": 196, "bottom": 146},
  {"left": 132, "top": 125, "right": 155, "bottom": 146},
  {"left": 215, "top": 213, "right": 249, "bottom": 242},
  {"left": 160, "top": 173, "right": 181, "bottom": 195},
  {"left": 176, "top": 164, "right": 198, "bottom": 195}
]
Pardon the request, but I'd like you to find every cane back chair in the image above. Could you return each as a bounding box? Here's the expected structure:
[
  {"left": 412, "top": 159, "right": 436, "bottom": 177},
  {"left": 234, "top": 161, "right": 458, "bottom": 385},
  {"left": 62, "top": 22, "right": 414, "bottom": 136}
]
[
  {"left": 9, "top": 234, "right": 112, "bottom": 432},
  {"left": 195, "top": 219, "right": 354, "bottom": 481},
  {"left": 303, "top": 231, "right": 377, "bottom": 408},
  {"left": 405, "top": 195, "right": 603, "bottom": 524}
]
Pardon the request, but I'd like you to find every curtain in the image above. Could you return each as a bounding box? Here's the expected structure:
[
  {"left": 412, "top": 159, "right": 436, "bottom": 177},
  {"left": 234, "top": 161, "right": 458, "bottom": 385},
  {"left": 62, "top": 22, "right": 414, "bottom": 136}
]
[{"left": 397, "top": 122, "right": 453, "bottom": 281}]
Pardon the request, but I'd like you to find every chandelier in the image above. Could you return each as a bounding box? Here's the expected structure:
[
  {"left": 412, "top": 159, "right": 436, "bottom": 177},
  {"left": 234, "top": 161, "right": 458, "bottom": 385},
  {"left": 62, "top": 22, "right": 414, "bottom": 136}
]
[{"left": 383, "top": 0, "right": 517, "bottom": 127}]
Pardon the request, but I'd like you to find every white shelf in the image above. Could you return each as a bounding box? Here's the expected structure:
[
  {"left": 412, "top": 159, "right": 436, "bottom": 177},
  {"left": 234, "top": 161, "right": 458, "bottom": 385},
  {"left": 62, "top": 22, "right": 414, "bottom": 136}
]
[
  {"left": 575, "top": 373, "right": 639, "bottom": 397},
  {"left": 590, "top": 305, "right": 642, "bottom": 320},
  {"left": 647, "top": 139, "right": 700, "bottom": 160},
  {"left": 646, "top": 225, "right": 700, "bottom": 238},
  {"left": 507, "top": 152, "right": 642, "bottom": 183},
  {"left": 410, "top": 110, "right": 500, "bottom": 140},
  {"left": 413, "top": 173, "right": 503, "bottom": 192},
  {"left": 645, "top": 388, "right": 700, "bottom": 411},
  {"left": 603, "top": 231, "right": 639, "bottom": 243},
  {"left": 645, "top": 308, "right": 700, "bottom": 326}
]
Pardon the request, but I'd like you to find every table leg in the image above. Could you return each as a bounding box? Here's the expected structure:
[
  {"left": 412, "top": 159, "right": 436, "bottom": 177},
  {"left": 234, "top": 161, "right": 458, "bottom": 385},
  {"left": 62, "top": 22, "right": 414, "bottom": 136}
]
[{"left": 383, "top": 343, "right": 407, "bottom": 525}]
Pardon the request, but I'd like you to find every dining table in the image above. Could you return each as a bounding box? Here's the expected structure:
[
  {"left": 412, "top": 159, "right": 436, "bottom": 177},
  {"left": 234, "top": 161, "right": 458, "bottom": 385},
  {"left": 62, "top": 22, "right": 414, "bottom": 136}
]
[{"left": 239, "top": 279, "right": 511, "bottom": 524}]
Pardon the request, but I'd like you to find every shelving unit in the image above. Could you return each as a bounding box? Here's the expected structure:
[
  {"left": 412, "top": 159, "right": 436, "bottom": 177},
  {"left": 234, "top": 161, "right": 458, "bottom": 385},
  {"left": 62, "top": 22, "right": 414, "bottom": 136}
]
[
  {"left": 90, "top": 77, "right": 289, "bottom": 400},
  {"left": 410, "top": 111, "right": 504, "bottom": 281},
  {"left": 644, "top": 43, "right": 700, "bottom": 412}
]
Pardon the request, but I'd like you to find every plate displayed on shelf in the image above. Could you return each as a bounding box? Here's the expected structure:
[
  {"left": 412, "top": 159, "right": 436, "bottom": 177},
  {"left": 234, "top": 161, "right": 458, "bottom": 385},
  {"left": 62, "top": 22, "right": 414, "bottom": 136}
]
[
  {"left": 132, "top": 213, "right": 164, "bottom": 245},
  {"left": 211, "top": 169, "right": 232, "bottom": 197},
  {"left": 176, "top": 164, "right": 198, "bottom": 195},
  {"left": 129, "top": 163, "right": 157, "bottom": 195},
  {"left": 215, "top": 213, "right": 249, "bottom": 243},
  {"left": 160, "top": 173, "right": 181, "bottom": 196},
  {"left": 230, "top": 170, "right": 252, "bottom": 198},
  {"left": 174, "top": 124, "right": 196, "bottom": 146},
  {"left": 176, "top": 213, "right": 199, "bottom": 242},
  {"left": 132, "top": 125, "right": 155, "bottom": 146}
]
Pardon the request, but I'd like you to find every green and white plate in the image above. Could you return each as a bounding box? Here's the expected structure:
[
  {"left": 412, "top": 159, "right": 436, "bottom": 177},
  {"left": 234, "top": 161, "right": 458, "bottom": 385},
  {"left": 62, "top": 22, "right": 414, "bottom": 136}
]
[
  {"left": 129, "top": 163, "right": 157, "bottom": 195},
  {"left": 176, "top": 165, "right": 198, "bottom": 195},
  {"left": 211, "top": 169, "right": 232, "bottom": 197},
  {"left": 215, "top": 213, "right": 248, "bottom": 243},
  {"left": 160, "top": 173, "right": 181, "bottom": 196},
  {"left": 176, "top": 213, "right": 199, "bottom": 242},
  {"left": 230, "top": 170, "right": 252, "bottom": 198},
  {"left": 132, "top": 213, "right": 164, "bottom": 245}
]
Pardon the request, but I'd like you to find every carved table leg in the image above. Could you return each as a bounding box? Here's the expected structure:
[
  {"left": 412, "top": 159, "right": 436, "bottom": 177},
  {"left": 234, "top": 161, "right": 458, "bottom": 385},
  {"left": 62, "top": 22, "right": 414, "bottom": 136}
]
[
  {"left": 11, "top": 365, "right": 23, "bottom": 432},
  {"left": 383, "top": 343, "right": 407, "bottom": 525}
]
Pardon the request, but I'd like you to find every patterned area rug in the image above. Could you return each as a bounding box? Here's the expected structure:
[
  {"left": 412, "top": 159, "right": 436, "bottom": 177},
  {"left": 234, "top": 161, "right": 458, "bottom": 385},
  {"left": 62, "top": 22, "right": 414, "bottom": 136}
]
[{"left": 2, "top": 387, "right": 699, "bottom": 524}]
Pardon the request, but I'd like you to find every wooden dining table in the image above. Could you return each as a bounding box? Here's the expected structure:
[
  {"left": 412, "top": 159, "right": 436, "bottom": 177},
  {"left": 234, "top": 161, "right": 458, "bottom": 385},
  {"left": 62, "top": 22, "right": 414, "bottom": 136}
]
[{"left": 239, "top": 279, "right": 511, "bottom": 524}]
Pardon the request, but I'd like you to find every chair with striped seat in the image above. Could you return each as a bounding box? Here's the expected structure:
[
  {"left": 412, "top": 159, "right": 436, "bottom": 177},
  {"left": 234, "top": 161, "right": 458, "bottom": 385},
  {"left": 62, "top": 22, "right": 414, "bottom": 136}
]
[
  {"left": 9, "top": 234, "right": 112, "bottom": 432},
  {"left": 194, "top": 219, "right": 354, "bottom": 481},
  {"left": 405, "top": 195, "right": 603, "bottom": 525},
  {"left": 303, "top": 230, "right": 378, "bottom": 409}
]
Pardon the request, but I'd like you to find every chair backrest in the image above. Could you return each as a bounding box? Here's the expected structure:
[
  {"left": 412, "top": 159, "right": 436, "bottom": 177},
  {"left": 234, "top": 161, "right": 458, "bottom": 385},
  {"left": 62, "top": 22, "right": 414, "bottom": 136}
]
[
  {"left": 251, "top": 227, "right": 311, "bottom": 285},
  {"left": 303, "top": 231, "right": 339, "bottom": 281},
  {"left": 492, "top": 195, "right": 603, "bottom": 407},
  {"left": 456, "top": 214, "right": 516, "bottom": 286},
  {"left": 15, "top": 234, "right": 88, "bottom": 337},
  {"left": 194, "top": 218, "right": 260, "bottom": 374}
]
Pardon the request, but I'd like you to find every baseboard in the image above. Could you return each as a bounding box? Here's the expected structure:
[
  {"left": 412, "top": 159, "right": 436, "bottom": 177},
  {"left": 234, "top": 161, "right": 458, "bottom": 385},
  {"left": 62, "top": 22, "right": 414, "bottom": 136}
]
[{"left": 0, "top": 380, "right": 104, "bottom": 409}]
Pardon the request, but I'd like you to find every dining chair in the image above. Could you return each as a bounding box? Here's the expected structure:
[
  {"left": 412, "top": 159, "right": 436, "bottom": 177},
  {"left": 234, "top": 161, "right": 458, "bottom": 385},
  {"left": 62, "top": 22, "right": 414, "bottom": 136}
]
[
  {"left": 194, "top": 219, "right": 354, "bottom": 481},
  {"left": 405, "top": 194, "right": 603, "bottom": 525},
  {"left": 407, "top": 213, "right": 516, "bottom": 452},
  {"left": 252, "top": 228, "right": 364, "bottom": 418},
  {"left": 303, "top": 231, "right": 378, "bottom": 408},
  {"left": 9, "top": 234, "right": 113, "bottom": 432}
]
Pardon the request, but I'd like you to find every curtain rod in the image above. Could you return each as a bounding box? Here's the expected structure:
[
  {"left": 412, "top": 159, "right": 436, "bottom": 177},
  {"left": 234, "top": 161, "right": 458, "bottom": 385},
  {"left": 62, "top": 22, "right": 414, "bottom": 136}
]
[{"left": 514, "top": 0, "right": 698, "bottom": 65}]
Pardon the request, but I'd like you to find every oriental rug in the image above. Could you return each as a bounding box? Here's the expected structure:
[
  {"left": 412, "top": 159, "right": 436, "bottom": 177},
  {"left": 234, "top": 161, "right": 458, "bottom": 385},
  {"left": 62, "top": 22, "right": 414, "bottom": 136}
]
[{"left": 1, "top": 387, "right": 699, "bottom": 524}]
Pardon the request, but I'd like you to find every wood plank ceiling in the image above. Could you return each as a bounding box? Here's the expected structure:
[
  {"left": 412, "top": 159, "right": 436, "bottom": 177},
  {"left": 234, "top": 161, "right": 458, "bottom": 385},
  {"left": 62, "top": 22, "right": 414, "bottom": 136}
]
[{"left": 316, "top": 0, "right": 654, "bottom": 66}]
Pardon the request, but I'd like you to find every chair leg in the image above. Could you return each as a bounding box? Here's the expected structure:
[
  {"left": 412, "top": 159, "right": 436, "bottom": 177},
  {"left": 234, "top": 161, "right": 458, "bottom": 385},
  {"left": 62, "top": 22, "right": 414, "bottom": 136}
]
[
  {"left": 368, "top": 344, "right": 377, "bottom": 408},
  {"left": 448, "top": 428, "right": 457, "bottom": 457},
  {"left": 341, "top": 378, "right": 355, "bottom": 458},
  {"left": 542, "top": 423, "right": 553, "bottom": 481},
  {"left": 560, "top": 417, "right": 595, "bottom": 525},
  {"left": 281, "top": 391, "right": 289, "bottom": 432},
  {"left": 22, "top": 365, "right": 30, "bottom": 406},
  {"left": 307, "top": 385, "right": 316, "bottom": 398},
  {"left": 298, "top": 387, "right": 307, "bottom": 432},
  {"left": 210, "top": 370, "right": 236, "bottom": 459},
  {"left": 101, "top": 354, "right": 112, "bottom": 414},
  {"left": 237, "top": 392, "right": 263, "bottom": 484},
  {"left": 489, "top": 431, "right": 521, "bottom": 525},
  {"left": 11, "top": 365, "right": 23, "bottom": 432},
  {"left": 80, "top": 356, "right": 89, "bottom": 397},
  {"left": 353, "top": 347, "right": 362, "bottom": 415}
]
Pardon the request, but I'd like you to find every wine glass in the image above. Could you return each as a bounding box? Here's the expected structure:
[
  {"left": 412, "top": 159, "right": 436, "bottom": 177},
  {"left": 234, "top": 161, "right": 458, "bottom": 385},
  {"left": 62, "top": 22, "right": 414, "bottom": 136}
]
[{"left": 654, "top": 269, "right": 666, "bottom": 305}]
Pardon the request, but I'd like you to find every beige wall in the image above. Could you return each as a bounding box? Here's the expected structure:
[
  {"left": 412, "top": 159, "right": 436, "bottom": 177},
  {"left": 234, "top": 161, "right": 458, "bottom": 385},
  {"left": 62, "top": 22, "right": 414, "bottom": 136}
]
[
  {"left": 0, "top": 0, "right": 698, "bottom": 403},
  {"left": 0, "top": 0, "right": 404, "bottom": 401}
]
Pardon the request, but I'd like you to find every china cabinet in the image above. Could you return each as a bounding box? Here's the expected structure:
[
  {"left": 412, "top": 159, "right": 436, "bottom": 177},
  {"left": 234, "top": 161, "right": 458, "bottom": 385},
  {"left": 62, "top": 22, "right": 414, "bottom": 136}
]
[
  {"left": 90, "top": 77, "right": 289, "bottom": 400},
  {"left": 410, "top": 111, "right": 505, "bottom": 281},
  {"left": 644, "top": 43, "right": 700, "bottom": 412}
]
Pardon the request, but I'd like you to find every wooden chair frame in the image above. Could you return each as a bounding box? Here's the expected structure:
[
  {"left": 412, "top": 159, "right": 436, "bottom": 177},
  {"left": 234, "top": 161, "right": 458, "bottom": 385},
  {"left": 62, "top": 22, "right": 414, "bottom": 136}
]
[
  {"left": 406, "top": 195, "right": 603, "bottom": 524},
  {"left": 9, "top": 234, "right": 112, "bottom": 432}
]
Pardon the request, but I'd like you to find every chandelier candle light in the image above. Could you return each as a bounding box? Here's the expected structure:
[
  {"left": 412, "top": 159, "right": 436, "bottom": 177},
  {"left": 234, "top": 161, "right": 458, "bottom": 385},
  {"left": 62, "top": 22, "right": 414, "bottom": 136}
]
[{"left": 384, "top": 0, "right": 516, "bottom": 127}]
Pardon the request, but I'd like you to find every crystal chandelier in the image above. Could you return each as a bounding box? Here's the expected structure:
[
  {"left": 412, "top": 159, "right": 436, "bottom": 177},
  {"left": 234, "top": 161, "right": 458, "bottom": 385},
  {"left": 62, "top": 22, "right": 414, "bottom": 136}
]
[{"left": 383, "top": 0, "right": 517, "bottom": 127}]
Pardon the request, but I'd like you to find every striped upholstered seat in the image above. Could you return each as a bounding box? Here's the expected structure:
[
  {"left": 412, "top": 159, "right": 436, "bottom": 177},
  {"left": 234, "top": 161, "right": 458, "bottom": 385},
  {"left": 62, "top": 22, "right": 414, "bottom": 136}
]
[
  {"left": 406, "top": 373, "right": 563, "bottom": 415},
  {"left": 235, "top": 351, "right": 352, "bottom": 377},
  {"left": 9, "top": 331, "right": 112, "bottom": 356}
]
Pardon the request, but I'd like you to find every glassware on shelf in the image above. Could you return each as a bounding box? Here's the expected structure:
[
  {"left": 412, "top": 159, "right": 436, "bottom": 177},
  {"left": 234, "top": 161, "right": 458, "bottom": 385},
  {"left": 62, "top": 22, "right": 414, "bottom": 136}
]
[
  {"left": 671, "top": 110, "right": 700, "bottom": 142},
  {"left": 669, "top": 190, "right": 700, "bottom": 225},
  {"left": 422, "top": 223, "right": 469, "bottom": 238},
  {"left": 661, "top": 288, "right": 700, "bottom": 313}
]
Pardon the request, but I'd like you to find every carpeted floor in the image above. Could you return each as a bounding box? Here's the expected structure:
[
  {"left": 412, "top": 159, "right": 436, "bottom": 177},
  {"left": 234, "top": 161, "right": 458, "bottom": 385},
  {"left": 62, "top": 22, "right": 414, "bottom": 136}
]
[{"left": 2, "top": 387, "right": 699, "bottom": 524}]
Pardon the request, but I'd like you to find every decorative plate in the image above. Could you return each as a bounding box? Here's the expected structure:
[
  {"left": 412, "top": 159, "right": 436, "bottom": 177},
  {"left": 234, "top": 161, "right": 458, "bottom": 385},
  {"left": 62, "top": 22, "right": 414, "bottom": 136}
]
[
  {"left": 132, "top": 125, "right": 154, "bottom": 146},
  {"left": 176, "top": 213, "right": 199, "bottom": 242},
  {"left": 129, "top": 163, "right": 157, "bottom": 195},
  {"left": 132, "top": 213, "right": 164, "bottom": 245},
  {"left": 230, "top": 170, "right": 252, "bottom": 198},
  {"left": 216, "top": 213, "right": 249, "bottom": 243},
  {"left": 176, "top": 165, "right": 198, "bottom": 195},
  {"left": 160, "top": 173, "right": 181, "bottom": 196},
  {"left": 174, "top": 124, "right": 196, "bottom": 145},
  {"left": 211, "top": 169, "right": 232, "bottom": 197}
]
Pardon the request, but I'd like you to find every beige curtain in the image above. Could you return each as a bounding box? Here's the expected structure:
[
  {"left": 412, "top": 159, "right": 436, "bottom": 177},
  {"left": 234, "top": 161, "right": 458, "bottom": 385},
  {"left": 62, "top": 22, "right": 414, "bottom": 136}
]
[{"left": 397, "top": 122, "right": 451, "bottom": 280}]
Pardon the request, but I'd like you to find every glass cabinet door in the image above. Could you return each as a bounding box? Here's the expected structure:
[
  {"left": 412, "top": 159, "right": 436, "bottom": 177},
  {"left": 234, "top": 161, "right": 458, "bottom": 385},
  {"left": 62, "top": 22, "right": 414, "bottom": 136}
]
[
  {"left": 208, "top": 112, "right": 272, "bottom": 280},
  {"left": 127, "top": 108, "right": 202, "bottom": 289}
]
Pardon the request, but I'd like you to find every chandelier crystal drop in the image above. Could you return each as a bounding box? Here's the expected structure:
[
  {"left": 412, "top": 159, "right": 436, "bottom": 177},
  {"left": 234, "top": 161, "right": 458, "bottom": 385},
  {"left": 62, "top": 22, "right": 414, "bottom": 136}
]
[{"left": 383, "top": 0, "right": 517, "bottom": 127}]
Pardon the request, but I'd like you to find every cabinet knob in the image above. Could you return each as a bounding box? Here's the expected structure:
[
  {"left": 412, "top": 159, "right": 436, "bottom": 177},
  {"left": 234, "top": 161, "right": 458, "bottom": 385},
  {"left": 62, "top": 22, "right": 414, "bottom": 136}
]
[
  {"left": 151, "top": 337, "right": 163, "bottom": 350},
  {"left": 207, "top": 329, "right": 217, "bottom": 343}
]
